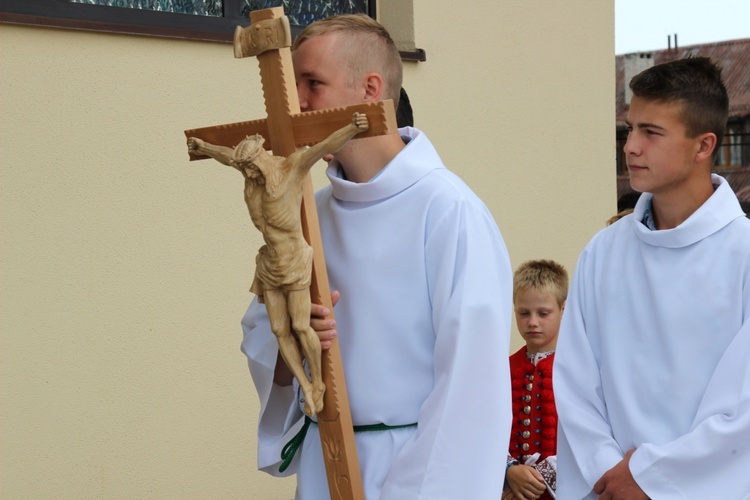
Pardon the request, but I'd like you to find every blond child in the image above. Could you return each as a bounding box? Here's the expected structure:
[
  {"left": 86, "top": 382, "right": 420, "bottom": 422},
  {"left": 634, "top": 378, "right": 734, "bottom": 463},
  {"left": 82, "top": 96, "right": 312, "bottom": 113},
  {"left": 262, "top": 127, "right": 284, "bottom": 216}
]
[{"left": 504, "top": 260, "right": 568, "bottom": 500}]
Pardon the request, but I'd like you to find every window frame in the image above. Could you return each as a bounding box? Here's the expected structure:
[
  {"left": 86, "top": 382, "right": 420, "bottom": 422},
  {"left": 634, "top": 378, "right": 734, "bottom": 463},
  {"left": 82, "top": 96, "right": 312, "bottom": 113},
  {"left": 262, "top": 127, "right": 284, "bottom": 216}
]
[
  {"left": 715, "top": 126, "right": 749, "bottom": 170},
  {"left": 0, "top": 0, "right": 377, "bottom": 43}
]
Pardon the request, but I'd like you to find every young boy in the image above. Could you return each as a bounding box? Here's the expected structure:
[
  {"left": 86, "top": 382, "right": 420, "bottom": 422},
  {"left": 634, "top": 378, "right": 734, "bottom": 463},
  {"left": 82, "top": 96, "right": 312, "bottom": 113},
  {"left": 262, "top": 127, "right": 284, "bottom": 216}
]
[
  {"left": 504, "top": 260, "right": 568, "bottom": 500},
  {"left": 241, "top": 14, "right": 514, "bottom": 499},
  {"left": 554, "top": 57, "right": 750, "bottom": 499}
]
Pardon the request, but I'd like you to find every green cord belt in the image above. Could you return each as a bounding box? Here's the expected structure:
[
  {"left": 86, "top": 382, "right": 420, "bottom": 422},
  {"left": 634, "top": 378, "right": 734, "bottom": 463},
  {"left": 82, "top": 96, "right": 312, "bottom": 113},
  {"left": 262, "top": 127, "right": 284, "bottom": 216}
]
[{"left": 279, "top": 416, "right": 417, "bottom": 472}]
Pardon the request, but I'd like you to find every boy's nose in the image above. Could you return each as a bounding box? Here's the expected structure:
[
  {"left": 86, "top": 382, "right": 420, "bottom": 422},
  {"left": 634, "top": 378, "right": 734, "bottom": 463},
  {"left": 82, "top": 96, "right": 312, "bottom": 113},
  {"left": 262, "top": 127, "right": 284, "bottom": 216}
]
[
  {"left": 297, "top": 88, "right": 310, "bottom": 111},
  {"left": 623, "top": 135, "right": 639, "bottom": 156}
]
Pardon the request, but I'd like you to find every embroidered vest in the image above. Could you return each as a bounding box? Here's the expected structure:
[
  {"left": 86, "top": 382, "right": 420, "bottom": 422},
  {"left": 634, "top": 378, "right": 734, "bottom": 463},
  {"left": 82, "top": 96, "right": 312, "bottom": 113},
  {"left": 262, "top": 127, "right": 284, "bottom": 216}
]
[{"left": 508, "top": 348, "right": 557, "bottom": 462}]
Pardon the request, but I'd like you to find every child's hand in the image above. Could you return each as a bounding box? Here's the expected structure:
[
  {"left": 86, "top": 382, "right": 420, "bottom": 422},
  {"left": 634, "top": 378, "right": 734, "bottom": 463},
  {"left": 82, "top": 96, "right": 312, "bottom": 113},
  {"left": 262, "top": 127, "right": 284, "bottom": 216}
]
[{"left": 505, "top": 464, "right": 546, "bottom": 500}]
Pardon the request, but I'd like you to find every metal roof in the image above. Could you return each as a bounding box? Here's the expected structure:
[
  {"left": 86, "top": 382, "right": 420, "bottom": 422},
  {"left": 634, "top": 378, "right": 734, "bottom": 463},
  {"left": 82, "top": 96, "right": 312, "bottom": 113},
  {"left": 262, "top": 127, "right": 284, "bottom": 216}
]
[{"left": 616, "top": 38, "right": 750, "bottom": 126}]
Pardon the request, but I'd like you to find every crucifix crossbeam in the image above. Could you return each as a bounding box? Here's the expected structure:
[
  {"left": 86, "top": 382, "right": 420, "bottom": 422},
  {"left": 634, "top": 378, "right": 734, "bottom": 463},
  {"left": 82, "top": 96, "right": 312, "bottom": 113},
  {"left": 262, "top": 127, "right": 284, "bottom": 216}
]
[
  {"left": 184, "top": 7, "right": 397, "bottom": 500},
  {"left": 185, "top": 101, "right": 395, "bottom": 161}
]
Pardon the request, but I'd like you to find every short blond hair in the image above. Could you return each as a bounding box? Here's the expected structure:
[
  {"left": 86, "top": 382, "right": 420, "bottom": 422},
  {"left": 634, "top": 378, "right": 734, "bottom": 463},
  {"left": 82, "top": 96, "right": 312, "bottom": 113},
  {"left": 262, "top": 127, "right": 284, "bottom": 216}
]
[
  {"left": 293, "top": 14, "right": 402, "bottom": 106},
  {"left": 513, "top": 260, "right": 569, "bottom": 306}
]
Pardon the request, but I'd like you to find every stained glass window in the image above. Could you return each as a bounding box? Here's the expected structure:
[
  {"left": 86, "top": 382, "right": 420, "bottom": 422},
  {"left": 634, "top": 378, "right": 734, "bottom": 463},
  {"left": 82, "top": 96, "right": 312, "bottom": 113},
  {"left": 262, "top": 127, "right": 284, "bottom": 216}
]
[
  {"left": 2, "top": 1, "right": 375, "bottom": 42},
  {"left": 67, "top": 0, "right": 224, "bottom": 17},
  {"left": 241, "top": 1, "right": 369, "bottom": 26},
  {"left": 65, "top": 0, "right": 370, "bottom": 24}
]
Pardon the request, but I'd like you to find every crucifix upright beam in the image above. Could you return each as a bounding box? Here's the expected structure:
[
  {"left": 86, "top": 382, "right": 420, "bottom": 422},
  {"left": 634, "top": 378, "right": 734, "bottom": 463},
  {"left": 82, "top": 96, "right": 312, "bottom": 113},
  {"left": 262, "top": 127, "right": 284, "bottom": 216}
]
[{"left": 184, "top": 7, "right": 397, "bottom": 500}]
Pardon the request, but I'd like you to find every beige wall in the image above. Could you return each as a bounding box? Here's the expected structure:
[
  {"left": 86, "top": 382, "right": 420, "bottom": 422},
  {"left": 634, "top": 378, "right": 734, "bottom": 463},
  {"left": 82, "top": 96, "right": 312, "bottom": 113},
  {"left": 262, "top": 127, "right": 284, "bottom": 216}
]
[{"left": 0, "top": 1, "right": 613, "bottom": 498}]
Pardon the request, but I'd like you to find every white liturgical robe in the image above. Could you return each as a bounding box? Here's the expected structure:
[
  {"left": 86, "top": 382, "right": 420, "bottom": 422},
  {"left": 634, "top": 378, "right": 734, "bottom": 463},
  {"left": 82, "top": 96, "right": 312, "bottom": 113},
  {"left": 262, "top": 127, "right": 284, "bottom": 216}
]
[
  {"left": 555, "top": 175, "right": 750, "bottom": 499},
  {"left": 242, "top": 128, "right": 513, "bottom": 499}
]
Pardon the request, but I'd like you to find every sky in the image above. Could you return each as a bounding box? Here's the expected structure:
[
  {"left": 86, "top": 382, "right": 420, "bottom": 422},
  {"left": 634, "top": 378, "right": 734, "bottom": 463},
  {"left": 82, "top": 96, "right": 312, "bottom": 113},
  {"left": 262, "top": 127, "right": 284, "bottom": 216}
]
[{"left": 615, "top": 0, "right": 750, "bottom": 54}]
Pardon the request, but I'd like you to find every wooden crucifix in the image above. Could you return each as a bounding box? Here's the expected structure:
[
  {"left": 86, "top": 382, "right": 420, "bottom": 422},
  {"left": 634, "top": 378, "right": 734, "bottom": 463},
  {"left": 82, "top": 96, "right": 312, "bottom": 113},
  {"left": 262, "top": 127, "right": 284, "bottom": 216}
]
[{"left": 184, "top": 7, "right": 397, "bottom": 500}]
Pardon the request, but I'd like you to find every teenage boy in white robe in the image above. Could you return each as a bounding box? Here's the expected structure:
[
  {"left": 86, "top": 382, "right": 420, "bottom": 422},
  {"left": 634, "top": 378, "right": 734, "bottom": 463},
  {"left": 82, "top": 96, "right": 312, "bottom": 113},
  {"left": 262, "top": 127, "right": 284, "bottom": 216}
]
[
  {"left": 241, "top": 14, "right": 514, "bottom": 499},
  {"left": 554, "top": 57, "right": 750, "bottom": 499}
]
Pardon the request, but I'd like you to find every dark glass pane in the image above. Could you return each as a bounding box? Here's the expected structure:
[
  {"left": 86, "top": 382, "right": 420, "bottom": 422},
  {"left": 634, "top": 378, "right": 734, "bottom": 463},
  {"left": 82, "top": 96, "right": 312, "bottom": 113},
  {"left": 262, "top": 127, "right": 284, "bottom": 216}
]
[
  {"left": 66, "top": 0, "right": 224, "bottom": 17},
  {"left": 241, "top": 0, "right": 368, "bottom": 26}
]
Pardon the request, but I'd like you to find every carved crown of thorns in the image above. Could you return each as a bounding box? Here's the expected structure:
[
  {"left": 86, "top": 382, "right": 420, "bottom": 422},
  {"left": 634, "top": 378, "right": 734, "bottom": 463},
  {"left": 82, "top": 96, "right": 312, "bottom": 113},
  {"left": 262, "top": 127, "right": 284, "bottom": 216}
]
[{"left": 233, "top": 134, "right": 266, "bottom": 164}]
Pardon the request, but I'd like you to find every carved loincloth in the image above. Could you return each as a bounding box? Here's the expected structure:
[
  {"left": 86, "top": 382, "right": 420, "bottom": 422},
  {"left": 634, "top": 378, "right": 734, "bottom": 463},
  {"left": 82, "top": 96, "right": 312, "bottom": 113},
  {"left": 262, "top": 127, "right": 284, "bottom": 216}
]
[{"left": 250, "top": 243, "right": 313, "bottom": 300}]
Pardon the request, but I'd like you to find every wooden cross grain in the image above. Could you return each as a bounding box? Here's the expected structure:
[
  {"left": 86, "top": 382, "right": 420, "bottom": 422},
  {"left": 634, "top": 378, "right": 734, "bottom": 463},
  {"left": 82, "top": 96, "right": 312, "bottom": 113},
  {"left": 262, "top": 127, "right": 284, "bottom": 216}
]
[{"left": 184, "top": 7, "right": 397, "bottom": 500}]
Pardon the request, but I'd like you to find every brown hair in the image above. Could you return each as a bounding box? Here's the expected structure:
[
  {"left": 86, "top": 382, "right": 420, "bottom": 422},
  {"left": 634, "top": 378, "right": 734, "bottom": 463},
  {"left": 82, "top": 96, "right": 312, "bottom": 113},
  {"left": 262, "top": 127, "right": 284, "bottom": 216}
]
[{"left": 629, "top": 57, "right": 729, "bottom": 163}]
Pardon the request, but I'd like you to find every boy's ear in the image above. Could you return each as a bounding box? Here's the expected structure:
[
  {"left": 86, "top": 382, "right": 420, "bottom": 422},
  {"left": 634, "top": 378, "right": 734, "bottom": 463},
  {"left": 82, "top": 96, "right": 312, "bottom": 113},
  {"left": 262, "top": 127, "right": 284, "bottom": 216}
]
[
  {"left": 560, "top": 299, "right": 567, "bottom": 312},
  {"left": 695, "top": 132, "right": 718, "bottom": 164},
  {"left": 362, "top": 72, "right": 384, "bottom": 102}
]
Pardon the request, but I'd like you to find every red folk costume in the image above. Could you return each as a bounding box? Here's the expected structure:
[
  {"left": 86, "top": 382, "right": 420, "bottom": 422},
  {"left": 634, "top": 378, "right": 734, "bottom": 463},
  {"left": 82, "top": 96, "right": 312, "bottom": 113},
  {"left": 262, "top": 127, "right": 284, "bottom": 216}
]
[{"left": 506, "top": 346, "right": 557, "bottom": 498}]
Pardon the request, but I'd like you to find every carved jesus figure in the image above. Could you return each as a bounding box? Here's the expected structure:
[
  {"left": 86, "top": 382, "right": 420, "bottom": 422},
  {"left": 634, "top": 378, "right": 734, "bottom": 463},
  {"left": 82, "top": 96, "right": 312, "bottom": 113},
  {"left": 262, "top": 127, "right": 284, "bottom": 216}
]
[{"left": 188, "top": 112, "right": 369, "bottom": 416}]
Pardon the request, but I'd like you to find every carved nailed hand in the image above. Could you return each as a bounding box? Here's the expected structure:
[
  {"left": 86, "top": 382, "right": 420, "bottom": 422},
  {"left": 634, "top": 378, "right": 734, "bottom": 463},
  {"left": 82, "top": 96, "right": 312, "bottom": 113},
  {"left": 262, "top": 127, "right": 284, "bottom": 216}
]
[
  {"left": 187, "top": 137, "right": 205, "bottom": 154},
  {"left": 352, "top": 112, "right": 369, "bottom": 132}
]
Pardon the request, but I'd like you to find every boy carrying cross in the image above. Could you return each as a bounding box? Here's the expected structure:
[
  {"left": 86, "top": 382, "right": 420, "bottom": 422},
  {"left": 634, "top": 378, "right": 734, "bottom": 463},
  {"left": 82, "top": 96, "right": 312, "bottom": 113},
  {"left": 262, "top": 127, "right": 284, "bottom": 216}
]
[{"left": 240, "top": 13, "right": 513, "bottom": 499}]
